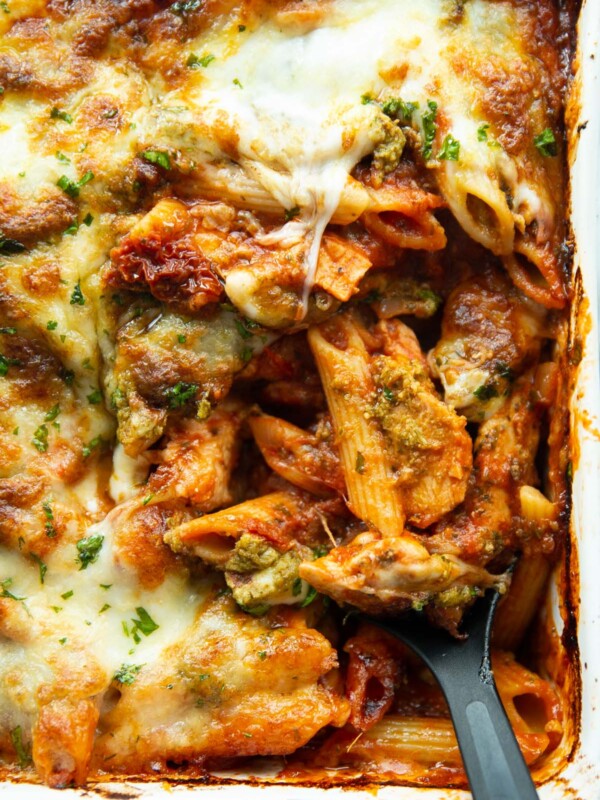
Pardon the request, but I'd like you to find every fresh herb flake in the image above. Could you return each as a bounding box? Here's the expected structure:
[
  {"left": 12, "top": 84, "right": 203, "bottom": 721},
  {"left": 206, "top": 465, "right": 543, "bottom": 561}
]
[
  {"left": 438, "top": 133, "right": 460, "bottom": 161},
  {"left": 70, "top": 281, "right": 85, "bottom": 305},
  {"left": 167, "top": 381, "right": 198, "bottom": 408},
  {"left": 10, "top": 726, "right": 31, "bottom": 768},
  {"left": 30, "top": 553, "right": 47, "bottom": 584},
  {"left": 32, "top": 424, "right": 49, "bottom": 453},
  {"left": 382, "top": 97, "right": 418, "bottom": 121},
  {"left": 87, "top": 389, "right": 102, "bottom": 405},
  {"left": 299, "top": 586, "right": 318, "bottom": 608},
  {"left": 50, "top": 107, "right": 72, "bottom": 124},
  {"left": 76, "top": 532, "right": 104, "bottom": 569},
  {"left": 44, "top": 404, "right": 61, "bottom": 422},
  {"left": 187, "top": 53, "right": 215, "bottom": 68},
  {"left": 477, "top": 123, "right": 490, "bottom": 142},
  {"left": 284, "top": 205, "right": 300, "bottom": 222},
  {"left": 131, "top": 606, "right": 159, "bottom": 636},
  {"left": 534, "top": 128, "right": 558, "bottom": 157},
  {"left": 140, "top": 150, "right": 171, "bottom": 170},
  {"left": 113, "top": 663, "right": 144, "bottom": 685},
  {"left": 421, "top": 99, "right": 438, "bottom": 160}
]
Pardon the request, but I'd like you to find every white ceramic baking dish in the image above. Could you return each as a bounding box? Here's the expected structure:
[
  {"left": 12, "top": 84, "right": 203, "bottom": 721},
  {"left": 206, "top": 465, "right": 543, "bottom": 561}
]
[{"left": 3, "top": 0, "right": 599, "bottom": 797}]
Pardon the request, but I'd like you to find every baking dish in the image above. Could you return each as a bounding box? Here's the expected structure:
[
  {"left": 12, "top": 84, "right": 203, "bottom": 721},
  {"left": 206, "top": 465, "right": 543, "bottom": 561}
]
[{"left": 1, "top": 0, "right": 599, "bottom": 797}]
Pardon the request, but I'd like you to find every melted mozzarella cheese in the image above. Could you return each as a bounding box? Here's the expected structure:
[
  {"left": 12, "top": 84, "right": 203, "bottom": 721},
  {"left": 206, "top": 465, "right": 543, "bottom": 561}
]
[
  {"left": 146, "top": 0, "right": 538, "bottom": 317},
  {"left": 0, "top": 510, "right": 205, "bottom": 732}
]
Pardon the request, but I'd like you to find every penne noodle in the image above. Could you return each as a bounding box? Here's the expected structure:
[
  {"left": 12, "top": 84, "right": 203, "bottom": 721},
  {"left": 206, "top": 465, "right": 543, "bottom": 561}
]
[
  {"left": 493, "top": 554, "right": 552, "bottom": 651},
  {"left": 164, "top": 491, "right": 311, "bottom": 565},
  {"left": 177, "top": 161, "right": 370, "bottom": 225},
  {"left": 362, "top": 182, "right": 447, "bottom": 251},
  {"left": 308, "top": 314, "right": 405, "bottom": 537},
  {"left": 436, "top": 163, "right": 515, "bottom": 256},
  {"left": 503, "top": 241, "right": 567, "bottom": 310}
]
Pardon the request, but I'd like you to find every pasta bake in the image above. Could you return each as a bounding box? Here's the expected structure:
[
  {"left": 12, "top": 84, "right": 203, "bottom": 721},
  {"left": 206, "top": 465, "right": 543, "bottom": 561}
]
[{"left": 0, "top": 0, "right": 577, "bottom": 789}]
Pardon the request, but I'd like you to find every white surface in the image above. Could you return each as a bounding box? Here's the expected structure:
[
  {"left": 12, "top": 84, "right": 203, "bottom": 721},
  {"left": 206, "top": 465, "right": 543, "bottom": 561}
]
[{"left": 2, "top": 0, "right": 600, "bottom": 797}]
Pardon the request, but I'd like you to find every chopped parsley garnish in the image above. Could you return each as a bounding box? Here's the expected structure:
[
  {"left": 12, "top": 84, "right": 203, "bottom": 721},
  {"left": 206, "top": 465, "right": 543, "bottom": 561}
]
[
  {"left": 0, "top": 326, "right": 16, "bottom": 334},
  {"left": 1, "top": 578, "right": 25, "bottom": 602},
  {"left": 382, "top": 386, "right": 395, "bottom": 401},
  {"left": 76, "top": 532, "right": 104, "bottom": 569},
  {"left": 113, "top": 663, "right": 144, "bottom": 685},
  {"left": 187, "top": 53, "right": 215, "bottom": 68},
  {"left": 257, "top": 650, "right": 267, "bottom": 660},
  {"left": 83, "top": 213, "right": 94, "bottom": 226},
  {"left": 421, "top": 99, "right": 438, "bottom": 160},
  {"left": 60, "top": 368, "right": 75, "bottom": 385},
  {"left": 56, "top": 151, "right": 71, "bottom": 163},
  {"left": 495, "top": 362, "right": 514, "bottom": 381},
  {"left": 64, "top": 220, "right": 79, "bottom": 236},
  {"left": 100, "top": 583, "right": 112, "bottom": 590},
  {"left": 70, "top": 281, "right": 85, "bottom": 305},
  {"left": 534, "top": 128, "right": 558, "bottom": 157},
  {"left": 87, "top": 389, "right": 102, "bottom": 404},
  {"left": 102, "top": 108, "right": 118, "bottom": 119},
  {"left": 292, "top": 577, "right": 303, "bottom": 597},
  {"left": 0, "top": 230, "right": 25, "bottom": 254},
  {"left": 142, "top": 494, "right": 154, "bottom": 506},
  {"left": 177, "top": 334, "right": 186, "bottom": 343},
  {"left": 477, "top": 123, "right": 490, "bottom": 142},
  {"left": 30, "top": 553, "right": 47, "bottom": 584},
  {"left": 82, "top": 436, "right": 103, "bottom": 458},
  {"left": 0, "top": 353, "right": 20, "bottom": 376},
  {"left": 44, "top": 404, "right": 61, "bottom": 422},
  {"left": 300, "top": 586, "right": 318, "bottom": 608},
  {"left": 0, "top": 3, "right": 10, "bottom": 14},
  {"left": 131, "top": 607, "right": 159, "bottom": 636},
  {"left": 99, "top": 603, "right": 111, "bottom": 614},
  {"left": 234, "top": 319, "right": 253, "bottom": 340},
  {"left": 361, "top": 93, "right": 374, "bottom": 105},
  {"left": 140, "top": 149, "right": 171, "bottom": 170},
  {"left": 167, "top": 381, "right": 198, "bottom": 408},
  {"left": 43, "top": 500, "right": 57, "bottom": 538},
  {"left": 382, "top": 98, "right": 418, "bottom": 122},
  {"left": 284, "top": 205, "right": 300, "bottom": 222},
  {"left": 61, "top": 590, "right": 73, "bottom": 600},
  {"left": 32, "top": 424, "right": 49, "bottom": 453},
  {"left": 232, "top": 78, "right": 243, "bottom": 88},
  {"left": 355, "top": 451, "right": 366, "bottom": 474},
  {"left": 50, "top": 107, "right": 73, "bottom": 124},
  {"left": 59, "top": 637, "right": 67, "bottom": 645},
  {"left": 10, "top": 726, "right": 31, "bottom": 768},
  {"left": 473, "top": 383, "right": 499, "bottom": 402},
  {"left": 238, "top": 602, "right": 271, "bottom": 617},
  {"left": 170, "top": 0, "right": 201, "bottom": 14},
  {"left": 238, "top": 24, "right": 246, "bottom": 31},
  {"left": 47, "top": 320, "right": 58, "bottom": 330},
  {"left": 57, "top": 171, "right": 94, "bottom": 198},
  {"left": 438, "top": 133, "right": 460, "bottom": 161}
]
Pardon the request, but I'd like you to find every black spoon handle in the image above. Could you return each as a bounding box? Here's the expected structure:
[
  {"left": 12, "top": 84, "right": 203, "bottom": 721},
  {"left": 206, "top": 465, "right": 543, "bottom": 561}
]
[{"left": 434, "top": 667, "right": 539, "bottom": 800}]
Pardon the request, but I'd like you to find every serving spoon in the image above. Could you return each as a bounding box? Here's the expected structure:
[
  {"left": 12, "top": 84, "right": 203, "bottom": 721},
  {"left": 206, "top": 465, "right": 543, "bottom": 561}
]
[{"left": 364, "top": 588, "right": 540, "bottom": 800}]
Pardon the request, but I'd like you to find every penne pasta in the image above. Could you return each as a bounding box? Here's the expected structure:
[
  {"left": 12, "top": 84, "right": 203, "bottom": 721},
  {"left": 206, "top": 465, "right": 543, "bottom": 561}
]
[
  {"left": 308, "top": 314, "right": 405, "bottom": 537},
  {"left": 493, "top": 554, "right": 552, "bottom": 651},
  {"left": 177, "top": 162, "right": 371, "bottom": 225}
]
